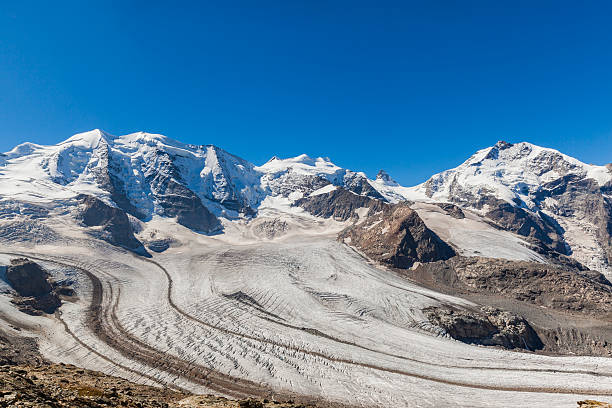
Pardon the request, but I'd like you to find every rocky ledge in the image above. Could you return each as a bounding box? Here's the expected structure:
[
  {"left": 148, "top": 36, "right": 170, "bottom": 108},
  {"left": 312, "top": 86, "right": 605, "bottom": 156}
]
[
  {"left": 451, "top": 257, "right": 612, "bottom": 317},
  {"left": 424, "top": 306, "right": 543, "bottom": 351}
]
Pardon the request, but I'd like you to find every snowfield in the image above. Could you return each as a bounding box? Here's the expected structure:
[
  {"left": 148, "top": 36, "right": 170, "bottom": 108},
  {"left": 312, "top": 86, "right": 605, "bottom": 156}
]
[
  {"left": 0, "top": 213, "right": 611, "bottom": 407},
  {"left": 411, "top": 203, "right": 547, "bottom": 263}
]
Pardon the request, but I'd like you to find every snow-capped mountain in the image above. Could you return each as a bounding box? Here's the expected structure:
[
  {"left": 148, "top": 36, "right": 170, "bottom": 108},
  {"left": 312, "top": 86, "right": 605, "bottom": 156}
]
[
  {"left": 1, "top": 131, "right": 610, "bottom": 275},
  {"left": 0, "top": 129, "right": 264, "bottom": 232},
  {"left": 0, "top": 129, "right": 383, "bottom": 222},
  {"left": 1, "top": 131, "right": 612, "bottom": 407},
  {"left": 398, "top": 141, "right": 612, "bottom": 275}
]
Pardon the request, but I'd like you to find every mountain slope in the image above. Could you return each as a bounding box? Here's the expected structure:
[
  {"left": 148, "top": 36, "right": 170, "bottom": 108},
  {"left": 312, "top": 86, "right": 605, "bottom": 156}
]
[
  {"left": 1, "top": 131, "right": 611, "bottom": 276},
  {"left": 392, "top": 141, "right": 612, "bottom": 276}
]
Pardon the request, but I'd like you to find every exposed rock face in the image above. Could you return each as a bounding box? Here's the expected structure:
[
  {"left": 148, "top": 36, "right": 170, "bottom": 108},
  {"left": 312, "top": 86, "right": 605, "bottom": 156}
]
[
  {"left": 424, "top": 306, "right": 543, "bottom": 351},
  {"left": 416, "top": 257, "right": 612, "bottom": 317},
  {"left": 342, "top": 172, "right": 384, "bottom": 199},
  {"left": 146, "top": 239, "right": 172, "bottom": 253},
  {"left": 6, "top": 258, "right": 62, "bottom": 315},
  {"left": 376, "top": 170, "right": 398, "bottom": 186},
  {"left": 435, "top": 203, "right": 465, "bottom": 219},
  {"left": 6, "top": 258, "right": 52, "bottom": 297},
  {"left": 296, "top": 189, "right": 455, "bottom": 268},
  {"left": 578, "top": 401, "right": 612, "bottom": 408},
  {"left": 339, "top": 203, "right": 455, "bottom": 268},
  {"left": 144, "top": 151, "right": 222, "bottom": 233},
  {"left": 537, "top": 327, "right": 612, "bottom": 357},
  {"left": 10, "top": 293, "right": 61, "bottom": 316},
  {"left": 535, "top": 175, "right": 612, "bottom": 273},
  {"left": 294, "top": 188, "right": 386, "bottom": 221},
  {"left": 454, "top": 257, "right": 612, "bottom": 317},
  {"left": 484, "top": 198, "right": 567, "bottom": 254},
  {"left": 196, "top": 145, "right": 261, "bottom": 214},
  {"left": 77, "top": 195, "right": 148, "bottom": 253},
  {"left": 90, "top": 142, "right": 148, "bottom": 219}
]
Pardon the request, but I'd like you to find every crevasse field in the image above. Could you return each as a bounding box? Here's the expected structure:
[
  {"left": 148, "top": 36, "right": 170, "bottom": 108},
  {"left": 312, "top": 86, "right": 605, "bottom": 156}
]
[{"left": 1, "top": 209, "right": 611, "bottom": 408}]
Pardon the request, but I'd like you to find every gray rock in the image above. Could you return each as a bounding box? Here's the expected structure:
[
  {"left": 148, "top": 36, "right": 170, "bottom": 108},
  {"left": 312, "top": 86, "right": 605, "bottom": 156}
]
[
  {"left": 6, "top": 259, "right": 63, "bottom": 314},
  {"left": 435, "top": 203, "right": 465, "bottom": 219},
  {"left": 416, "top": 256, "right": 612, "bottom": 317},
  {"left": 294, "top": 188, "right": 386, "bottom": 221},
  {"left": 77, "top": 195, "right": 149, "bottom": 254},
  {"left": 6, "top": 259, "right": 52, "bottom": 297},
  {"left": 144, "top": 151, "right": 222, "bottom": 233},
  {"left": 147, "top": 239, "right": 171, "bottom": 253}
]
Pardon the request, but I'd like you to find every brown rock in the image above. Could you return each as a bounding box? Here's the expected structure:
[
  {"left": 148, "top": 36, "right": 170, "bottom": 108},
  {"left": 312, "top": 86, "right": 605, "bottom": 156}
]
[
  {"left": 339, "top": 203, "right": 455, "bottom": 268},
  {"left": 424, "top": 306, "right": 543, "bottom": 351}
]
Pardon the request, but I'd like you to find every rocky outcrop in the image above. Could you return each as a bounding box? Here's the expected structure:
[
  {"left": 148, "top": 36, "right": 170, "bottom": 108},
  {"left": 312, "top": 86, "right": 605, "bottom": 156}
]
[
  {"left": 537, "top": 327, "right": 612, "bottom": 357},
  {"left": 477, "top": 196, "right": 567, "bottom": 254},
  {"left": 296, "top": 190, "right": 455, "bottom": 268},
  {"left": 0, "top": 328, "right": 45, "bottom": 366},
  {"left": 6, "top": 258, "right": 52, "bottom": 297},
  {"left": 424, "top": 306, "right": 543, "bottom": 351},
  {"left": 339, "top": 203, "right": 455, "bottom": 268},
  {"left": 578, "top": 400, "right": 612, "bottom": 408},
  {"left": 535, "top": 174, "right": 612, "bottom": 273},
  {"left": 146, "top": 239, "right": 172, "bottom": 253},
  {"left": 416, "top": 141, "right": 612, "bottom": 276},
  {"left": 376, "top": 170, "right": 397, "bottom": 185},
  {"left": 435, "top": 203, "right": 465, "bottom": 219},
  {"left": 454, "top": 257, "right": 612, "bottom": 317},
  {"left": 77, "top": 195, "right": 148, "bottom": 254},
  {"left": 5, "top": 258, "right": 64, "bottom": 315},
  {"left": 0, "top": 363, "right": 321, "bottom": 407},
  {"left": 342, "top": 172, "right": 384, "bottom": 199},
  {"left": 294, "top": 188, "right": 386, "bottom": 221},
  {"left": 144, "top": 150, "right": 222, "bottom": 233}
]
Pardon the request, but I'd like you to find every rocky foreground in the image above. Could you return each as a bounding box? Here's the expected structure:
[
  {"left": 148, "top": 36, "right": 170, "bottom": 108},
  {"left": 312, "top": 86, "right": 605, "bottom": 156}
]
[
  {"left": 1, "top": 362, "right": 609, "bottom": 408},
  {"left": 0, "top": 363, "right": 318, "bottom": 408},
  {"left": 0, "top": 327, "right": 318, "bottom": 408}
]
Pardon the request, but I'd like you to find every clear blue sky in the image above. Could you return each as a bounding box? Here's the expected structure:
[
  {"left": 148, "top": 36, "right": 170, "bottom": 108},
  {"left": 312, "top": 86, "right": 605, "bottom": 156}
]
[{"left": 1, "top": 1, "right": 611, "bottom": 185}]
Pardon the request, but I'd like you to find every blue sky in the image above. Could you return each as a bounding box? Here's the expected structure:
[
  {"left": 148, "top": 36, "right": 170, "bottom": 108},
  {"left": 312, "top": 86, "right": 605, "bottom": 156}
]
[{"left": 1, "top": 1, "right": 611, "bottom": 185}]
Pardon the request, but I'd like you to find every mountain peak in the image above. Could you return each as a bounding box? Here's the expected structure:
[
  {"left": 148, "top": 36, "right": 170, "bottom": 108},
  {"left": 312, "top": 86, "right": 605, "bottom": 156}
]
[
  {"left": 376, "top": 169, "right": 398, "bottom": 186},
  {"left": 62, "top": 129, "right": 115, "bottom": 147},
  {"left": 493, "top": 140, "right": 514, "bottom": 150}
]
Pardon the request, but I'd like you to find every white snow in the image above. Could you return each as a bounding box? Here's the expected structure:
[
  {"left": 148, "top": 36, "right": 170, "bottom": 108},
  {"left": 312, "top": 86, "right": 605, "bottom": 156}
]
[
  {"left": 412, "top": 203, "right": 546, "bottom": 262},
  {"left": 393, "top": 142, "right": 611, "bottom": 208},
  {"left": 309, "top": 184, "right": 338, "bottom": 197},
  {"left": 0, "top": 216, "right": 610, "bottom": 407}
]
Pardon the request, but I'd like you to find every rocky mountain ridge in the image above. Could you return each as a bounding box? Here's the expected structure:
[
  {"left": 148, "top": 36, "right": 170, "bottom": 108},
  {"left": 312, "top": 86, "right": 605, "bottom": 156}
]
[{"left": 0, "top": 130, "right": 610, "bottom": 278}]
